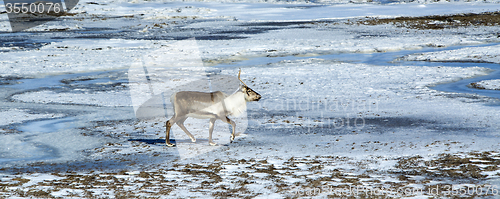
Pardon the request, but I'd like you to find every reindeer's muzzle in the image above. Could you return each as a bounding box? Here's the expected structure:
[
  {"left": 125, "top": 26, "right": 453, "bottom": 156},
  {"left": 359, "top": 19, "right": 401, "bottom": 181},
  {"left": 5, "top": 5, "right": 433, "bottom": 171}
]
[{"left": 255, "top": 95, "right": 262, "bottom": 101}]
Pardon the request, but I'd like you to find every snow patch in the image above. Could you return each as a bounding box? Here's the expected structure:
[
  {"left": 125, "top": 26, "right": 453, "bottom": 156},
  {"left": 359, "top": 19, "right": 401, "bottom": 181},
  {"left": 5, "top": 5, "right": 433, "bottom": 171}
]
[{"left": 469, "top": 79, "right": 500, "bottom": 90}]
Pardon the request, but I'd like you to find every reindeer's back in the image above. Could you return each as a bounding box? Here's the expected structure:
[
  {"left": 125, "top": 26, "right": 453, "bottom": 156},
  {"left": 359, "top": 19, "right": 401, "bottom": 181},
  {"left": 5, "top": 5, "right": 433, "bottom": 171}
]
[{"left": 171, "top": 91, "right": 228, "bottom": 114}]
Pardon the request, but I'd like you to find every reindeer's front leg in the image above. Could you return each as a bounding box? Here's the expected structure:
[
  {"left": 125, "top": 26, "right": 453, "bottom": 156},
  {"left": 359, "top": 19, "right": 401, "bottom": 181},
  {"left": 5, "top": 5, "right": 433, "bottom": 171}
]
[
  {"left": 166, "top": 119, "right": 175, "bottom": 147},
  {"left": 224, "top": 117, "right": 237, "bottom": 143},
  {"left": 208, "top": 118, "right": 217, "bottom": 146}
]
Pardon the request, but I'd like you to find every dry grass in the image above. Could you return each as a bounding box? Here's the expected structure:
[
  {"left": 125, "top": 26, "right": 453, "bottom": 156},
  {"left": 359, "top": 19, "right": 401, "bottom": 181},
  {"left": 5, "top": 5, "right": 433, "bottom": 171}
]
[
  {"left": 1, "top": 153, "right": 499, "bottom": 198},
  {"left": 359, "top": 11, "right": 500, "bottom": 29},
  {"left": 394, "top": 151, "right": 500, "bottom": 180}
]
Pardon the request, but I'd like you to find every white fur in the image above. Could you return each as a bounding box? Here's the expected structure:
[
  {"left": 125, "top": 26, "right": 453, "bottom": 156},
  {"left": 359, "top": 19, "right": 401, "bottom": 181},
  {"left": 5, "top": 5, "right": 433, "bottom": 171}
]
[{"left": 200, "top": 90, "right": 247, "bottom": 117}]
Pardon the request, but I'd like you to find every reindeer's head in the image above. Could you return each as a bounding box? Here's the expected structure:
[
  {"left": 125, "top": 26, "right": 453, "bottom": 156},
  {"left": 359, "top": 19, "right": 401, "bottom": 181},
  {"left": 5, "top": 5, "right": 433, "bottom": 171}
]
[{"left": 238, "top": 69, "right": 261, "bottom": 102}]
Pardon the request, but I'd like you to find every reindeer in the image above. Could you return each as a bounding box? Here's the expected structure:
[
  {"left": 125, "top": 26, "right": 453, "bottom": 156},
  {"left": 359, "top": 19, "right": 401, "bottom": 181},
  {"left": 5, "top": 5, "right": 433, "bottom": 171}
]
[{"left": 165, "top": 69, "right": 261, "bottom": 146}]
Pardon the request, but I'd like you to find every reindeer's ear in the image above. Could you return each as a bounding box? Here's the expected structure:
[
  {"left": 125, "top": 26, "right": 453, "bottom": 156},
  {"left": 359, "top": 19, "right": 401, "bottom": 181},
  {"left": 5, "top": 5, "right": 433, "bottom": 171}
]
[{"left": 239, "top": 85, "right": 246, "bottom": 92}]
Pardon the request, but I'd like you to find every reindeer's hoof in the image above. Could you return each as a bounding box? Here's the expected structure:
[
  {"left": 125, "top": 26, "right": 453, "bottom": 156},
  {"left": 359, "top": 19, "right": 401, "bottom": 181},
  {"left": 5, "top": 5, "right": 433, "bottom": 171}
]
[
  {"left": 209, "top": 142, "right": 218, "bottom": 146},
  {"left": 190, "top": 137, "right": 196, "bottom": 143},
  {"left": 166, "top": 142, "right": 176, "bottom": 147},
  {"left": 230, "top": 134, "right": 235, "bottom": 142}
]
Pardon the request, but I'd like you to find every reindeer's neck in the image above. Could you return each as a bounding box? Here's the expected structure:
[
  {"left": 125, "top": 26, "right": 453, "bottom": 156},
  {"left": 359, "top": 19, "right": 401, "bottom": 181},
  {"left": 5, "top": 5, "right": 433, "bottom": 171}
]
[{"left": 224, "top": 91, "right": 247, "bottom": 117}]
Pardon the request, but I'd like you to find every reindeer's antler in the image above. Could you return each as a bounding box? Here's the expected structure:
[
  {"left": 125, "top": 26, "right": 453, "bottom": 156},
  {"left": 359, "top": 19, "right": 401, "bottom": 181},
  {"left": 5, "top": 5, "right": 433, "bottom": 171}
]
[{"left": 238, "top": 68, "right": 249, "bottom": 87}]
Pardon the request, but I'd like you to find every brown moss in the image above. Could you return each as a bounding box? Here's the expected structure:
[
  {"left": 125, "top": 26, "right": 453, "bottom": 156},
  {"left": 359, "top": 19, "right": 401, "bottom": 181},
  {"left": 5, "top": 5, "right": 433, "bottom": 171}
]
[
  {"left": 360, "top": 11, "right": 500, "bottom": 30},
  {"left": 2, "top": 153, "right": 498, "bottom": 198},
  {"left": 25, "top": 190, "right": 51, "bottom": 198},
  {"left": 10, "top": 177, "right": 30, "bottom": 186},
  {"left": 468, "top": 82, "right": 486, "bottom": 89},
  {"left": 255, "top": 164, "right": 279, "bottom": 176},
  {"left": 394, "top": 153, "right": 499, "bottom": 180},
  {"left": 396, "top": 155, "right": 424, "bottom": 170}
]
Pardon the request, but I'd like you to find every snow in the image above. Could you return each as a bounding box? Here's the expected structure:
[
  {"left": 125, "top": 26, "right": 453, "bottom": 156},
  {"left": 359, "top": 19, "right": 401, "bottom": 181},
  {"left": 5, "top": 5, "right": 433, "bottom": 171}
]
[
  {"left": 12, "top": 90, "right": 132, "bottom": 106},
  {"left": 2, "top": 0, "right": 500, "bottom": 198},
  {"left": 469, "top": 79, "right": 500, "bottom": 90},
  {"left": 0, "top": 39, "right": 171, "bottom": 77},
  {"left": 404, "top": 43, "right": 500, "bottom": 64},
  {"left": 0, "top": 109, "right": 63, "bottom": 126},
  {"left": 1, "top": 1, "right": 500, "bottom": 79}
]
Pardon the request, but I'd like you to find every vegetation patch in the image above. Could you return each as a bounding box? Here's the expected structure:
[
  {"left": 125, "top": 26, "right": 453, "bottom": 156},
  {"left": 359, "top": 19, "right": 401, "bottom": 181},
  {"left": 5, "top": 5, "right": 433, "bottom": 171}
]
[
  {"left": 394, "top": 151, "right": 500, "bottom": 180},
  {"left": 359, "top": 11, "right": 500, "bottom": 29},
  {"left": 1, "top": 153, "right": 499, "bottom": 198}
]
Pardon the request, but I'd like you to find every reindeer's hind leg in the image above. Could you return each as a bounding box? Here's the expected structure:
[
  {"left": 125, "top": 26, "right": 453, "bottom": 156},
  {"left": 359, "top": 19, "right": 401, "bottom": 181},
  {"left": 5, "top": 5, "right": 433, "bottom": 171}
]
[
  {"left": 176, "top": 117, "right": 196, "bottom": 143},
  {"left": 222, "top": 116, "right": 237, "bottom": 143},
  {"left": 166, "top": 116, "right": 182, "bottom": 147},
  {"left": 208, "top": 118, "right": 217, "bottom": 146}
]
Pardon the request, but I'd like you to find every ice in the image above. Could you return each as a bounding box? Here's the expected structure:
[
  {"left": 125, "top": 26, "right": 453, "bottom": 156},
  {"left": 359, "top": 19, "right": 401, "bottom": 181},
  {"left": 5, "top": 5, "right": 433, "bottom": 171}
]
[
  {"left": 0, "top": 109, "right": 62, "bottom": 126},
  {"left": 0, "top": 124, "right": 108, "bottom": 167}
]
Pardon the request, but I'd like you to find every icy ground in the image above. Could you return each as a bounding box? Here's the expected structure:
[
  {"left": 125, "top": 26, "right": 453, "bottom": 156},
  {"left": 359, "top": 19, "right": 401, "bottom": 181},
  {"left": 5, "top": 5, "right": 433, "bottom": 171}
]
[
  {"left": 469, "top": 80, "right": 500, "bottom": 90},
  {"left": 2, "top": 0, "right": 500, "bottom": 198}
]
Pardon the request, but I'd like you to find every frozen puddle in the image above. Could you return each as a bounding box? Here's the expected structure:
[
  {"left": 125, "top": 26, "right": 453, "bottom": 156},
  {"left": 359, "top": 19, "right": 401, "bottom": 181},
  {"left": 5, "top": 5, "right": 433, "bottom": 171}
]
[
  {"left": 17, "top": 117, "right": 75, "bottom": 134},
  {"left": 0, "top": 115, "right": 109, "bottom": 167},
  {"left": 0, "top": 118, "right": 73, "bottom": 165}
]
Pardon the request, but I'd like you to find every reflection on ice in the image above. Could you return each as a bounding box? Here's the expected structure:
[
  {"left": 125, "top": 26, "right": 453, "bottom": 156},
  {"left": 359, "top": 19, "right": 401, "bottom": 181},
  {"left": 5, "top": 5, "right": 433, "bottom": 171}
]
[
  {"left": 0, "top": 117, "right": 107, "bottom": 167},
  {"left": 18, "top": 117, "right": 75, "bottom": 134},
  {"left": 0, "top": 117, "right": 74, "bottom": 165}
]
